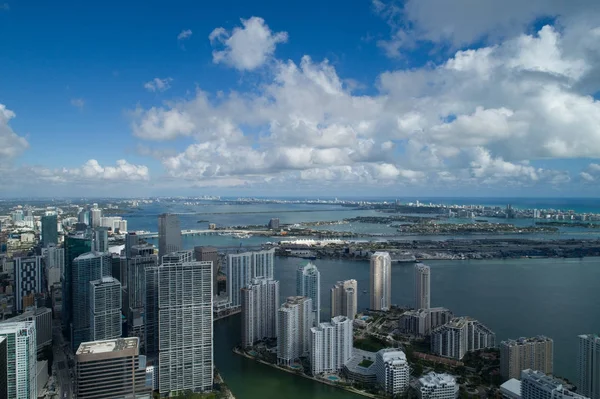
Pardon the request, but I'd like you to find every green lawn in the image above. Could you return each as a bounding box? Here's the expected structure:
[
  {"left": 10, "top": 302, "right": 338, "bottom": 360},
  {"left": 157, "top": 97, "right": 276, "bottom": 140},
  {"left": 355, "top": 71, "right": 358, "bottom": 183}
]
[
  {"left": 354, "top": 336, "right": 388, "bottom": 352},
  {"left": 358, "top": 359, "right": 374, "bottom": 368}
]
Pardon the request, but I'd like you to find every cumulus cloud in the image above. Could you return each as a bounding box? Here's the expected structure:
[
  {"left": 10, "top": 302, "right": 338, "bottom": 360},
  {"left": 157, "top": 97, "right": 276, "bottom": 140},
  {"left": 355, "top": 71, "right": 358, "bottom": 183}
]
[
  {"left": 209, "top": 17, "right": 288, "bottom": 71},
  {"left": 63, "top": 159, "right": 150, "bottom": 181},
  {"left": 0, "top": 104, "right": 29, "bottom": 162},
  {"left": 144, "top": 77, "right": 173, "bottom": 92},
  {"left": 70, "top": 98, "right": 85, "bottom": 109},
  {"left": 177, "top": 29, "right": 192, "bottom": 41}
]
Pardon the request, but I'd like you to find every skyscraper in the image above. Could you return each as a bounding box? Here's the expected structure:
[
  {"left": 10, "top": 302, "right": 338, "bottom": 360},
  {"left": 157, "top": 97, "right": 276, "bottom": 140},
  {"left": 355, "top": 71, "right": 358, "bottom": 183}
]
[
  {"left": 0, "top": 321, "right": 37, "bottom": 399},
  {"left": 578, "top": 334, "right": 600, "bottom": 399},
  {"left": 241, "top": 278, "right": 279, "bottom": 348},
  {"left": 77, "top": 209, "right": 89, "bottom": 225},
  {"left": 71, "top": 252, "right": 112, "bottom": 350},
  {"left": 500, "top": 336, "right": 554, "bottom": 380},
  {"left": 430, "top": 317, "right": 495, "bottom": 360},
  {"left": 89, "top": 277, "right": 122, "bottom": 342},
  {"left": 330, "top": 279, "right": 358, "bottom": 319},
  {"left": 310, "top": 316, "right": 353, "bottom": 375},
  {"left": 0, "top": 337, "right": 6, "bottom": 399},
  {"left": 158, "top": 213, "right": 182, "bottom": 259},
  {"left": 158, "top": 253, "right": 213, "bottom": 395},
  {"left": 145, "top": 264, "right": 159, "bottom": 358},
  {"left": 93, "top": 227, "right": 109, "bottom": 253},
  {"left": 226, "top": 248, "right": 275, "bottom": 307},
  {"left": 521, "top": 369, "right": 587, "bottom": 399},
  {"left": 195, "top": 246, "right": 220, "bottom": 296},
  {"left": 127, "top": 246, "right": 157, "bottom": 350},
  {"left": 63, "top": 231, "right": 93, "bottom": 336},
  {"left": 41, "top": 244, "right": 64, "bottom": 290},
  {"left": 14, "top": 256, "right": 44, "bottom": 312},
  {"left": 89, "top": 208, "right": 102, "bottom": 228},
  {"left": 376, "top": 349, "right": 410, "bottom": 395},
  {"left": 41, "top": 214, "right": 58, "bottom": 247},
  {"left": 297, "top": 262, "right": 320, "bottom": 326},
  {"left": 370, "top": 252, "right": 392, "bottom": 311},
  {"left": 124, "top": 232, "right": 140, "bottom": 258},
  {"left": 414, "top": 264, "right": 431, "bottom": 310},
  {"left": 278, "top": 296, "right": 313, "bottom": 365}
]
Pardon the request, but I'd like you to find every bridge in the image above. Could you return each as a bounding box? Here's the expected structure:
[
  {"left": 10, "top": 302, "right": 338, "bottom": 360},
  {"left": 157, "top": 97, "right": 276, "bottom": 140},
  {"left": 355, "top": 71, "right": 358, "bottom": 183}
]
[{"left": 137, "top": 229, "right": 271, "bottom": 238}]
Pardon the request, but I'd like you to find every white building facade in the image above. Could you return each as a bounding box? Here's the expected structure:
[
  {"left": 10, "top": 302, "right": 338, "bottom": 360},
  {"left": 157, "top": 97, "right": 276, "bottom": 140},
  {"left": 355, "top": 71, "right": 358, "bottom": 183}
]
[
  {"left": 431, "top": 317, "right": 495, "bottom": 360},
  {"left": 375, "top": 349, "right": 410, "bottom": 395},
  {"left": 331, "top": 279, "right": 357, "bottom": 319},
  {"left": 89, "top": 277, "right": 122, "bottom": 342},
  {"left": 310, "top": 316, "right": 353, "bottom": 375},
  {"left": 521, "top": 369, "right": 588, "bottom": 399},
  {"left": 297, "top": 262, "right": 321, "bottom": 326},
  {"left": 418, "top": 372, "right": 459, "bottom": 399},
  {"left": 370, "top": 252, "right": 391, "bottom": 311},
  {"left": 414, "top": 264, "right": 431, "bottom": 310},
  {"left": 0, "top": 321, "right": 37, "bottom": 399},
  {"left": 241, "top": 278, "right": 279, "bottom": 348},
  {"left": 227, "top": 248, "right": 275, "bottom": 308},
  {"left": 278, "top": 296, "right": 312, "bottom": 365}
]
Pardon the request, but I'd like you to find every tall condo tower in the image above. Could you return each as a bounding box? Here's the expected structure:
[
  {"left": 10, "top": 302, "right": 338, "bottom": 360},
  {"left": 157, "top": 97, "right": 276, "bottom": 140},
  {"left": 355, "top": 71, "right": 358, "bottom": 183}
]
[
  {"left": 578, "top": 334, "right": 600, "bottom": 399},
  {"left": 158, "top": 213, "right": 182, "bottom": 259},
  {"left": 241, "top": 278, "right": 280, "bottom": 348},
  {"left": 41, "top": 214, "right": 58, "bottom": 247},
  {"left": 89, "top": 276, "right": 122, "bottom": 342},
  {"left": 297, "top": 262, "right": 321, "bottom": 326},
  {"left": 414, "top": 264, "right": 431, "bottom": 310},
  {"left": 500, "top": 336, "right": 554, "bottom": 380},
  {"left": 226, "top": 248, "right": 275, "bottom": 307},
  {"left": 370, "top": 252, "right": 392, "bottom": 311},
  {"left": 277, "top": 296, "right": 313, "bottom": 365},
  {"left": 330, "top": 279, "right": 358, "bottom": 319},
  {"left": 0, "top": 321, "right": 37, "bottom": 399}
]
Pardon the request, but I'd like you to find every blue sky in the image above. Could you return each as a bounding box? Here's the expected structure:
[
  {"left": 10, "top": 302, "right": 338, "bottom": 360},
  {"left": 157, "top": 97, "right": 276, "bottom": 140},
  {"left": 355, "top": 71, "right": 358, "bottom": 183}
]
[{"left": 1, "top": 0, "right": 600, "bottom": 197}]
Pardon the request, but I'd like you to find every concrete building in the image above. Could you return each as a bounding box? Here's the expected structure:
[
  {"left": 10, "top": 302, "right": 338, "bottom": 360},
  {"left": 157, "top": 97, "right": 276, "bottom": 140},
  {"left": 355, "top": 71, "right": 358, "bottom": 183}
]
[
  {"left": 71, "top": 252, "right": 112, "bottom": 350},
  {"left": 297, "top": 262, "right": 320, "bottom": 326},
  {"left": 310, "top": 316, "right": 353, "bottom": 375},
  {"left": 226, "top": 248, "right": 275, "bottom": 307},
  {"left": 417, "top": 372, "right": 459, "bottom": 399},
  {"left": 158, "top": 255, "right": 213, "bottom": 395},
  {"left": 144, "top": 264, "right": 159, "bottom": 358},
  {"left": 0, "top": 321, "right": 37, "bottom": 399},
  {"left": 578, "top": 334, "right": 600, "bottom": 399},
  {"left": 399, "top": 307, "right": 454, "bottom": 336},
  {"left": 500, "top": 336, "right": 554, "bottom": 380},
  {"left": 89, "top": 208, "right": 102, "bottom": 228},
  {"left": 241, "top": 278, "right": 279, "bottom": 348},
  {"left": 331, "top": 279, "right": 357, "bottom": 319},
  {"left": 14, "top": 256, "right": 44, "bottom": 312},
  {"left": 195, "top": 246, "right": 220, "bottom": 296},
  {"left": 127, "top": 248, "right": 157, "bottom": 351},
  {"left": 0, "top": 336, "right": 6, "bottom": 399},
  {"left": 125, "top": 232, "right": 140, "bottom": 258},
  {"left": 89, "top": 277, "right": 122, "bottom": 341},
  {"left": 414, "top": 264, "right": 431, "bottom": 310},
  {"left": 370, "top": 252, "right": 391, "bottom": 311},
  {"left": 75, "top": 337, "right": 151, "bottom": 399},
  {"left": 521, "top": 369, "right": 587, "bottom": 399},
  {"left": 93, "top": 227, "right": 109, "bottom": 253},
  {"left": 278, "top": 296, "right": 312, "bottom": 365},
  {"left": 431, "top": 317, "right": 495, "bottom": 360},
  {"left": 500, "top": 379, "right": 522, "bottom": 399},
  {"left": 268, "top": 218, "right": 280, "bottom": 230},
  {"left": 6, "top": 306, "right": 52, "bottom": 354},
  {"left": 158, "top": 213, "right": 182, "bottom": 260},
  {"left": 78, "top": 209, "right": 89, "bottom": 225},
  {"left": 63, "top": 231, "right": 93, "bottom": 337},
  {"left": 41, "top": 214, "right": 58, "bottom": 247},
  {"left": 375, "top": 349, "right": 410, "bottom": 396},
  {"left": 42, "top": 244, "right": 64, "bottom": 290}
]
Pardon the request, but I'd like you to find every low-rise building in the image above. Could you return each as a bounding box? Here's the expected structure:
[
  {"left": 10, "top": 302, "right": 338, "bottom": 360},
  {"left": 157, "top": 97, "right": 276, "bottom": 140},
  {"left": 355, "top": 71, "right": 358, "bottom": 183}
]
[
  {"left": 375, "top": 349, "right": 410, "bottom": 395},
  {"left": 520, "top": 369, "right": 587, "bottom": 399},
  {"left": 500, "top": 378, "right": 522, "bottom": 399}
]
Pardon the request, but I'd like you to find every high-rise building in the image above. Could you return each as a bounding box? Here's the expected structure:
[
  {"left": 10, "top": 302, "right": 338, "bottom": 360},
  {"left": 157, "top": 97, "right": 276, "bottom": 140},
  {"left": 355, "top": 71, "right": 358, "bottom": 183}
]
[
  {"left": 14, "top": 256, "right": 44, "bottom": 312},
  {"left": 578, "top": 334, "right": 600, "bottom": 399},
  {"left": 89, "top": 277, "right": 122, "bottom": 342},
  {"left": 414, "top": 264, "right": 431, "bottom": 310},
  {"left": 195, "top": 246, "right": 220, "bottom": 296},
  {"left": 78, "top": 209, "right": 89, "bottom": 225},
  {"left": 0, "top": 321, "right": 37, "bottom": 399},
  {"left": 226, "top": 248, "right": 275, "bottom": 307},
  {"left": 127, "top": 247, "right": 157, "bottom": 351},
  {"left": 268, "top": 218, "right": 280, "bottom": 230},
  {"left": 125, "top": 232, "right": 140, "bottom": 258},
  {"left": 375, "top": 349, "right": 410, "bottom": 395},
  {"left": 63, "top": 231, "right": 93, "bottom": 335},
  {"left": 158, "top": 214, "right": 182, "bottom": 259},
  {"left": 431, "top": 317, "right": 495, "bottom": 360},
  {"left": 0, "top": 336, "right": 6, "bottom": 399},
  {"left": 158, "top": 254, "right": 213, "bottom": 395},
  {"left": 89, "top": 208, "right": 102, "bottom": 228},
  {"left": 297, "top": 262, "right": 320, "bottom": 326},
  {"left": 241, "top": 278, "right": 279, "bottom": 348},
  {"left": 500, "top": 336, "right": 554, "bottom": 380},
  {"left": 144, "top": 264, "right": 159, "bottom": 358},
  {"left": 399, "top": 307, "right": 454, "bottom": 336},
  {"left": 42, "top": 244, "right": 64, "bottom": 290},
  {"left": 521, "top": 369, "right": 587, "bottom": 399},
  {"left": 41, "top": 214, "right": 58, "bottom": 247},
  {"left": 93, "top": 227, "right": 109, "bottom": 253},
  {"left": 331, "top": 279, "right": 357, "bottom": 319},
  {"left": 310, "top": 316, "right": 353, "bottom": 375},
  {"left": 71, "top": 252, "right": 112, "bottom": 350},
  {"left": 75, "top": 337, "right": 151, "bottom": 399},
  {"left": 6, "top": 306, "right": 53, "bottom": 354},
  {"left": 278, "top": 296, "right": 313, "bottom": 365},
  {"left": 417, "top": 372, "right": 459, "bottom": 399},
  {"left": 370, "top": 252, "right": 392, "bottom": 311}
]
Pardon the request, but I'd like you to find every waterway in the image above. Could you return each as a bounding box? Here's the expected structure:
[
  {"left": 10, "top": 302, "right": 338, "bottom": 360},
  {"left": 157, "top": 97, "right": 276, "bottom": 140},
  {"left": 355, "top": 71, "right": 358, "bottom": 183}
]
[{"left": 215, "top": 256, "right": 600, "bottom": 398}]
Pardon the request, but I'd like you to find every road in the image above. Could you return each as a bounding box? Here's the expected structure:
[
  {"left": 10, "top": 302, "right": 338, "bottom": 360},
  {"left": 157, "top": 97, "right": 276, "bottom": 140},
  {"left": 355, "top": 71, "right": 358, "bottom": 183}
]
[{"left": 52, "top": 325, "right": 74, "bottom": 399}]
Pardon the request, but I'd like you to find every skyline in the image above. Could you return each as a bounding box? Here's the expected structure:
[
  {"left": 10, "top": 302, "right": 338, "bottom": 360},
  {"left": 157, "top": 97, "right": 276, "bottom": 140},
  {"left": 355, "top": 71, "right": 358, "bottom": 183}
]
[{"left": 1, "top": 1, "right": 600, "bottom": 197}]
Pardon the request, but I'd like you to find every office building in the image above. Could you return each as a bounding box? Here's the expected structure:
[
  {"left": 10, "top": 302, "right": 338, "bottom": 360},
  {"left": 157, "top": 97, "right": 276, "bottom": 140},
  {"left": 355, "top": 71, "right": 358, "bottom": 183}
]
[
  {"left": 6, "top": 306, "right": 52, "bottom": 354},
  {"left": 89, "top": 277, "right": 122, "bottom": 341},
  {"left": 14, "top": 256, "right": 44, "bottom": 312},
  {"left": 0, "top": 321, "right": 37, "bottom": 399},
  {"left": 89, "top": 208, "right": 102, "bottom": 228},
  {"left": 400, "top": 307, "right": 454, "bottom": 336},
  {"left": 226, "top": 248, "right": 275, "bottom": 307},
  {"left": 158, "top": 255, "right": 213, "bottom": 395},
  {"left": 195, "top": 246, "right": 220, "bottom": 296},
  {"left": 158, "top": 213, "right": 182, "bottom": 259},
  {"left": 268, "top": 218, "right": 280, "bottom": 230},
  {"left": 41, "top": 244, "right": 64, "bottom": 290},
  {"left": 0, "top": 336, "right": 6, "bottom": 399},
  {"left": 127, "top": 248, "right": 157, "bottom": 350},
  {"left": 125, "top": 232, "right": 140, "bottom": 258},
  {"left": 297, "top": 262, "right": 320, "bottom": 326},
  {"left": 144, "top": 264, "right": 159, "bottom": 358},
  {"left": 414, "top": 264, "right": 431, "bottom": 310},
  {"left": 375, "top": 349, "right": 410, "bottom": 395},
  {"left": 75, "top": 337, "right": 151, "bottom": 399},
  {"left": 241, "top": 278, "right": 279, "bottom": 348},
  {"left": 331, "top": 279, "right": 357, "bottom": 319},
  {"left": 521, "top": 369, "right": 587, "bottom": 399},
  {"left": 93, "top": 227, "right": 109, "bottom": 253},
  {"left": 500, "top": 336, "right": 554, "bottom": 380},
  {"left": 278, "top": 296, "right": 313, "bottom": 365},
  {"left": 431, "top": 317, "right": 495, "bottom": 360},
  {"left": 310, "top": 315, "right": 353, "bottom": 375},
  {"left": 63, "top": 231, "right": 93, "bottom": 335},
  {"left": 578, "top": 334, "right": 600, "bottom": 399},
  {"left": 41, "top": 214, "right": 58, "bottom": 247},
  {"left": 370, "top": 252, "right": 392, "bottom": 311},
  {"left": 71, "top": 252, "right": 112, "bottom": 350},
  {"left": 417, "top": 372, "right": 459, "bottom": 399}
]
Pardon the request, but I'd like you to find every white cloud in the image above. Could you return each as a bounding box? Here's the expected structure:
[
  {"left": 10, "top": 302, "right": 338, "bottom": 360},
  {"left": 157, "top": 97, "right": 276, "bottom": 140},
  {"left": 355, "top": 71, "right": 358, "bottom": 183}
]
[
  {"left": 70, "top": 98, "right": 85, "bottom": 109},
  {"left": 0, "top": 104, "right": 29, "bottom": 162},
  {"left": 177, "top": 29, "right": 192, "bottom": 41},
  {"left": 64, "top": 159, "right": 149, "bottom": 181},
  {"left": 209, "top": 17, "right": 288, "bottom": 71},
  {"left": 143, "top": 77, "right": 173, "bottom": 92}
]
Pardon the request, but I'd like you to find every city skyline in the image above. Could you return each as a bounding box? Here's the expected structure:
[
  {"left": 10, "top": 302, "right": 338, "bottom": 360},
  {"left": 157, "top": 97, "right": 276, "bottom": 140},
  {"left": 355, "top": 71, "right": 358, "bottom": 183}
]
[{"left": 2, "top": 2, "right": 600, "bottom": 197}]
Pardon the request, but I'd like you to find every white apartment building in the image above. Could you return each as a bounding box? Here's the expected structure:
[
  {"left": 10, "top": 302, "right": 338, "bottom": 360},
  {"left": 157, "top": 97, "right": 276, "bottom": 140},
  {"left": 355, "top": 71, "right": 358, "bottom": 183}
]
[
  {"left": 297, "top": 262, "right": 321, "bottom": 326},
  {"left": 370, "top": 252, "right": 391, "bottom": 311},
  {"left": 431, "top": 316, "right": 495, "bottom": 360},
  {"left": 521, "top": 369, "right": 588, "bottom": 399},
  {"left": 400, "top": 307, "right": 454, "bottom": 336},
  {"left": 241, "top": 278, "right": 279, "bottom": 348},
  {"left": 0, "top": 321, "right": 37, "bottom": 399},
  {"left": 414, "top": 264, "right": 431, "bottom": 310},
  {"left": 310, "top": 315, "right": 353, "bottom": 375},
  {"left": 331, "top": 279, "right": 357, "bottom": 319},
  {"left": 89, "top": 277, "right": 122, "bottom": 342},
  {"left": 375, "top": 349, "right": 410, "bottom": 395},
  {"left": 417, "top": 372, "right": 459, "bottom": 399},
  {"left": 578, "top": 334, "right": 600, "bottom": 399},
  {"left": 227, "top": 248, "right": 275, "bottom": 307},
  {"left": 278, "top": 296, "right": 312, "bottom": 365}
]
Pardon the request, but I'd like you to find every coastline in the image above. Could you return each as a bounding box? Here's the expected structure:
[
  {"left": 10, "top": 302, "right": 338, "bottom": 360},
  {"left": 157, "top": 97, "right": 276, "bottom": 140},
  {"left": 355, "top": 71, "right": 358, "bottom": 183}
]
[{"left": 231, "top": 347, "right": 380, "bottom": 399}]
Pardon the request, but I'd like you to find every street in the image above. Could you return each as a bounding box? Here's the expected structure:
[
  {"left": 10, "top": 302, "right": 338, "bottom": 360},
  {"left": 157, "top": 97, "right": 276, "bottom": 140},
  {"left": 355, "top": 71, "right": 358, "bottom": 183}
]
[{"left": 52, "top": 325, "right": 74, "bottom": 399}]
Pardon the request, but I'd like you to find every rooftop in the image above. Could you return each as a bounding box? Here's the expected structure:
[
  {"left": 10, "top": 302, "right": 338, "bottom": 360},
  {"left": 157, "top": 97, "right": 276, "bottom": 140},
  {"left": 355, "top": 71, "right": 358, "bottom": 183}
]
[
  {"left": 419, "top": 372, "right": 457, "bottom": 388},
  {"left": 76, "top": 337, "right": 139, "bottom": 355},
  {"left": 500, "top": 378, "right": 522, "bottom": 396},
  {"left": 501, "top": 336, "right": 553, "bottom": 346}
]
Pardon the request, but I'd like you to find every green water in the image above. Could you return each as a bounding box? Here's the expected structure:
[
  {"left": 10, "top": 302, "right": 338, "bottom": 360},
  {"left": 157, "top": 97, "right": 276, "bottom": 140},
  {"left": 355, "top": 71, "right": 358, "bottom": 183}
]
[{"left": 215, "top": 257, "right": 600, "bottom": 398}]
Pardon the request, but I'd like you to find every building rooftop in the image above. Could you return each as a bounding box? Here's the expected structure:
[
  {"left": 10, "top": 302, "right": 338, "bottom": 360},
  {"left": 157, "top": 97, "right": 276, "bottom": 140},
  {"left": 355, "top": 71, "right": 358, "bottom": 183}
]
[
  {"left": 501, "top": 336, "right": 553, "bottom": 346},
  {"left": 76, "top": 337, "right": 139, "bottom": 355},
  {"left": 282, "top": 296, "right": 310, "bottom": 308},
  {"left": 379, "top": 348, "right": 407, "bottom": 365},
  {"left": 419, "top": 372, "right": 457, "bottom": 388},
  {"left": 74, "top": 251, "right": 107, "bottom": 261},
  {"left": 500, "top": 378, "right": 522, "bottom": 396}
]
